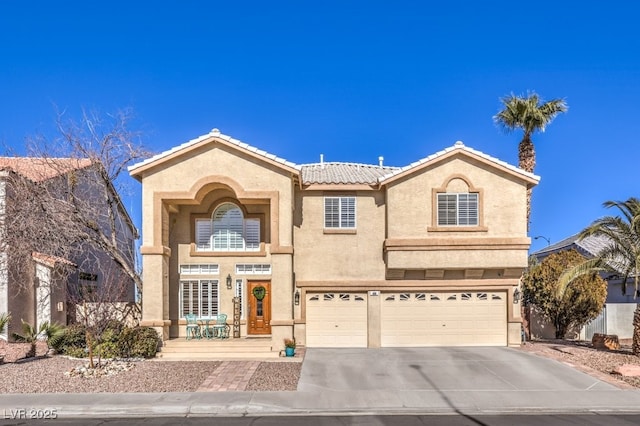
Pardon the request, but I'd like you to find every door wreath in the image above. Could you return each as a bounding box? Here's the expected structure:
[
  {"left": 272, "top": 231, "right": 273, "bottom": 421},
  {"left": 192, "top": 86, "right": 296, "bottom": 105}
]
[{"left": 252, "top": 285, "right": 266, "bottom": 301}]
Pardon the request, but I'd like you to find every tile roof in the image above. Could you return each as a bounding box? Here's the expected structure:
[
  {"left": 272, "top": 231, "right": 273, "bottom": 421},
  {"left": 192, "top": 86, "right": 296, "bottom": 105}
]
[
  {"left": 130, "top": 131, "right": 537, "bottom": 188},
  {"left": 532, "top": 233, "right": 630, "bottom": 274},
  {"left": 128, "top": 129, "right": 299, "bottom": 174},
  {"left": 378, "top": 141, "right": 540, "bottom": 184},
  {"left": 532, "top": 233, "right": 611, "bottom": 258},
  {"left": 301, "top": 162, "right": 400, "bottom": 185},
  {"left": 0, "top": 157, "right": 92, "bottom": 182},
  {"left": 31, "top": 252, "right": 76, "bottom": 268}
]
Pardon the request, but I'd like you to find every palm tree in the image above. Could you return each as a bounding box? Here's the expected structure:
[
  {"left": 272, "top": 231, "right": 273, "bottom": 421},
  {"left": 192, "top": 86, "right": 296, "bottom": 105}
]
[
  {"left": 579, "top": 198, "right": 640, "bottom": 354},
  {"left": 0, "top": 313, "right": 10, "bottom": 335},
  {"left": 493, "top": 92, "right": 568, "bottom": 225},
  {"left": 12, "top": 320, "right": 65, "bottom": 358}
]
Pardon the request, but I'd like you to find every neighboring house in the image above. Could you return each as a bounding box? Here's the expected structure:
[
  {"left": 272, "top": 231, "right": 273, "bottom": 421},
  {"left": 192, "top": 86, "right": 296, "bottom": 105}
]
[
  {"left": 129, "top": 129, "right": 538, "bottom": 350},
  {"left": 0, "top": 157, "right": 138, "bottom": 340},
  {"left": 530, "top": 234, "right": 636, "bottom": 339}
]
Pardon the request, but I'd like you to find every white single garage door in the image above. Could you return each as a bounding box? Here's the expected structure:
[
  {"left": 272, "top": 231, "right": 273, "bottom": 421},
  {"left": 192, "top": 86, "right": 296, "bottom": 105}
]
[
  {"left": 306, "top": 292, "right": 368, "bottom": 348},
  {"left": 381, "top": 291, "right": 507, "bottom": 347}
]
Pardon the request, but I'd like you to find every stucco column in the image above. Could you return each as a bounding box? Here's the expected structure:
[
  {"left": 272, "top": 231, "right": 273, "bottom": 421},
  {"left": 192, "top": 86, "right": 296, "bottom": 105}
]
[{"left": 139, "top": 198, "right": 171, "bottom": 341}]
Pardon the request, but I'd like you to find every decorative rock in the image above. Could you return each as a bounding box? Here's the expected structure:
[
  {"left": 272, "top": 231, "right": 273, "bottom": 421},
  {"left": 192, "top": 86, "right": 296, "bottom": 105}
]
[
  {"left": 612, "top": 364, "right": 640, "bottom": 377},
  {"left": 64, "top": 360, "right": 136, "bottom": 378},
  {"left": 592, "top": 333, "right": 620, "bottom": 350}
]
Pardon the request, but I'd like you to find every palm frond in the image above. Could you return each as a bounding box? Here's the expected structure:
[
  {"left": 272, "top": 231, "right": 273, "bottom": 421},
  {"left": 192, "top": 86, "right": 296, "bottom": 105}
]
[{"left": 555, "top": 258, "right": 605, "bottom": 300}]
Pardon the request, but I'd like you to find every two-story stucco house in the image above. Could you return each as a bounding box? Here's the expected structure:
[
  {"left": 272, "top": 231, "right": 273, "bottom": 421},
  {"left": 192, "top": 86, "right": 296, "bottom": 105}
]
[{"left": 129, "top": 129, "right": 538, "bottom": 353}]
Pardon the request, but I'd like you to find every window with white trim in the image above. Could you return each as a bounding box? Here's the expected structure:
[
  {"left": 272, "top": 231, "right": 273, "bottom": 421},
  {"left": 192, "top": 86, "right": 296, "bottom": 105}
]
[
  {"left": 235, "top": 279, "right": 245, "bottom": 319},
  {"left": 324, "top": 197, "right": 356, "bottom": 229},
  {"left": 195, "top": 203, "right": 260, "bottom": 251},
  {"left": 437, "top": 193, "right": 478, "bottom": 226},
  {"left": 235, "top": 264, "right": 272, "bottom": 275},
  {"left": 179, "top": 279, "right": 218, "bottom": 318},
  {"left": 179, "top": 264, "right": 219, "bottom": 275}
]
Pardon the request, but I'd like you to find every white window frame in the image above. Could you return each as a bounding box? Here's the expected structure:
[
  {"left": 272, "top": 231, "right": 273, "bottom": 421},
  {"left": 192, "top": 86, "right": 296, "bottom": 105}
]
[
  {"left": 235, "top": 278, "right": 245, "bottom": 319},
  {"left": 324, "top": 196, "right": 356, "bottom": 229},
  {"left": 179, "top": 279, "right": 219, "bottom": 318},
  {"left": 195, "top": 202, "right": 260, "bottom": 252},
  {"left": 437, "top": 193, "right": 478, "bottom": 226},
  {"left": 179, "top": 264, "right": 220, "bottom": 275},
  {"left": 235, "top": 264, "right": 272, "bottom": 275}
]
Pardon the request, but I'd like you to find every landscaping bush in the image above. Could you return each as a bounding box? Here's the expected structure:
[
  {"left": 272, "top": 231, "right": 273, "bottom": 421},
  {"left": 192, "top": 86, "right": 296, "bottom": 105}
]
[
  {"left": 95, "top": 321, "right": 125, "bottom": 358},
  {"left": 54, "top": 323, "right": 158, "bottom": 359},
  {"left": 64, "top": 346, "right": 88, "bottom": 359},
  {"left": 51, "top": 324, "right": 86, "bottom": 354},
  {"left": 118, "top": 326, "right": 159, "bottom": 358}
]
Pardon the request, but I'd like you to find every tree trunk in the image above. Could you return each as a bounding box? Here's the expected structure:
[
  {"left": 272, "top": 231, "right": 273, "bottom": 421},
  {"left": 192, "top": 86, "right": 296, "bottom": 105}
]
[
  {"left": 27, "top": 342, "right": 36, "bottom": 359},
  {"left": 86, "top": 329, "right": 95, "bottom": 369},
  {"left": 554, "top": 317, "right": 565, "bottom": 339},
  {"left": 518, "top": 135, "right": 535, "bottom": 229},
  {"left": 633, "top": 304, "right": 640, "bottom": 355}
]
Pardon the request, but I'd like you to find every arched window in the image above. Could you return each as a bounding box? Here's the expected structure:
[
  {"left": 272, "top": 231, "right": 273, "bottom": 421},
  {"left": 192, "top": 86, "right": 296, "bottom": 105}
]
[{"left": 195, "top": 203, "right": 260, "bottom": 251}]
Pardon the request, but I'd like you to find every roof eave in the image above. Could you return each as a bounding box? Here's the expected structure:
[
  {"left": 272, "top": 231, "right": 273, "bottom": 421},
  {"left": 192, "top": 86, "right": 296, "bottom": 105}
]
[
  {"left": 378, "top": 146, "right": 540, "bottom": 187},
  {"left": 128, "top": 130, "right": 300, "bottom": 180}
]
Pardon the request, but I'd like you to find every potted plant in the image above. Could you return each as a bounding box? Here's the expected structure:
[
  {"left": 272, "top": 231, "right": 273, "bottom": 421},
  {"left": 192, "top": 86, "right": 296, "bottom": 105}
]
[{"left": 284, "top": 338, "right": 296, "bottom": 357}]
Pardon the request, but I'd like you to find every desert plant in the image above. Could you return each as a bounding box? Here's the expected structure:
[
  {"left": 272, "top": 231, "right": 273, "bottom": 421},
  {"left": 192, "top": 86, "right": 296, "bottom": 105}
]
[
  {"left": 40, "top": 321, "right": 66, "bottom": 353},
  {"left": 51, "top": 323, "right": 86, "bottom": 355},
  {"left": 12, "top": 320, "right": 39, "bottom": 358},
  {"left": 494, "top": 92, "right": 567, "bottom": 225},
  {"left": 12, "top": 320, "right": 65, "bottom": 358},
  {"left": 522, "top": 250, "right": 607, "bottom": 338},
  {"left": 0, "top": 312, "right": 10, "bottom": 335},
  {"left": 118, "top": 326, "right": 159, "bottom": 358}
]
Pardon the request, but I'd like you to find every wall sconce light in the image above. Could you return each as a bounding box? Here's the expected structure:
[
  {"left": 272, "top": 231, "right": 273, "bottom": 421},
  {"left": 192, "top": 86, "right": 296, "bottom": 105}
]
[
  {"left": 513, "top": 288, "right": 521, "bottom": 304},
  {"left": 294, "top": 289, "right": 300, "bottom": 305},
  {"left": 226, "top": 274, "right": 232, "bottom": 290}
]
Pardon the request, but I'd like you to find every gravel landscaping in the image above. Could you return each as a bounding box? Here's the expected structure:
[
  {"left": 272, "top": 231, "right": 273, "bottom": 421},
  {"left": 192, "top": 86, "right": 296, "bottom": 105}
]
[
  {"left": 517, "top": 339, "right": 640, "bottom": 389},
  {"left": 2, "top": 339, "right": 640, "bottom": 393},
  {"left": 0, "top": 340, "right": 301, "bottom": 393}
]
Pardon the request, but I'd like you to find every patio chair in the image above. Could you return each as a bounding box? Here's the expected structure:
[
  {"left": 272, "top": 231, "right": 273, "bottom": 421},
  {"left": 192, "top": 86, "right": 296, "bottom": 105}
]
[
  {"left": 185, "top": 313, "right": 201, "bottom": 340},
  {"left": 211, "top": 313, "right": 230, "bottom": 339}
]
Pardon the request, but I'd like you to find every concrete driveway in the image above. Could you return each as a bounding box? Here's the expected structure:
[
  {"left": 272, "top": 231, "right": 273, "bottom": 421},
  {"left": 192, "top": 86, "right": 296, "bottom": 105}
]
[{"left": 298, "top": 347, "right": 617, "bottom": 392}]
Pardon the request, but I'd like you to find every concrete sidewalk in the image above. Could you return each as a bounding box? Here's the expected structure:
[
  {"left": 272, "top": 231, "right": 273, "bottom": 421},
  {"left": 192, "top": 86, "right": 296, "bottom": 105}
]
[{"left": 2, "top": 388, "right": 640, "bottom": 418}]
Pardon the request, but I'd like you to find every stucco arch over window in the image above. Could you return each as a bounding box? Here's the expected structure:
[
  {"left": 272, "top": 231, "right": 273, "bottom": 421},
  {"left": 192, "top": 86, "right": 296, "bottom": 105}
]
[
  {"left": 430, "top": 174, "right": 486, "bottom": 231},
  {"left": 195, "top": 202, "right": 260, "bottom": 251}
]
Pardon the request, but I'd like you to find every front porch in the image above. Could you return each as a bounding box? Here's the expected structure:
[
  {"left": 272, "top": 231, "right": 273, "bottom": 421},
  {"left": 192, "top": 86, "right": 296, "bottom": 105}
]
[{"left": 156, "top": 337, "right": 301, "bottom": 360}]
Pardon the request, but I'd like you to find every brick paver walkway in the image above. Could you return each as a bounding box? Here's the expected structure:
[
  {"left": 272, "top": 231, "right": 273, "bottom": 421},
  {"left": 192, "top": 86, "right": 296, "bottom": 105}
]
[{"left": 196, "top": 361, "right": 260, "bottom": 392}]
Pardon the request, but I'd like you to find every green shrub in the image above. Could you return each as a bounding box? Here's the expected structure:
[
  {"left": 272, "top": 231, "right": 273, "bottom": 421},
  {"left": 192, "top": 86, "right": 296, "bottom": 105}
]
[
  {"left": 95, "top": 340, "right": 120, "bottom": 358},
  {"left": 64, "top": 346, "right": 87, "bottom": 359},
  {"left": 119, "top": 327, "right": 159, "bottom": 358},
  {"left": 53, "top": 324, "right": 86, "bottom": 355},
  {"left": 53, "top": 323, "right": 158, "bottom": 359}
]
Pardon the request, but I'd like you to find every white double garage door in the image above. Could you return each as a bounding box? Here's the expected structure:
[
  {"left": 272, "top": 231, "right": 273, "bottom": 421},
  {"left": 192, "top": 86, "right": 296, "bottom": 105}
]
[{"left": 306, "top": 291, "right": 507, "bottom": 347}]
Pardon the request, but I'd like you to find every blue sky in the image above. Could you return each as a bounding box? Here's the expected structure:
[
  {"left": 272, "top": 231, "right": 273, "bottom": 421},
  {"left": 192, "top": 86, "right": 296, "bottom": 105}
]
[{"left": 1, "top": 1, "right": 639, "bottom": 252}]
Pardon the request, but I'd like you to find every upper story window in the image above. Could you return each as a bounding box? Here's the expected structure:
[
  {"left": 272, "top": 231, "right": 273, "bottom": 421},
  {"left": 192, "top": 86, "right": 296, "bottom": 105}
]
[
  {"left": 324, "top": 197, "right": 356, "bottom": 229},
  {"left": 195, "top": 203, "right": 260, "bottom": 252},
  {"left": 437, "top": 193, "right": 478, "bottom": 226}
]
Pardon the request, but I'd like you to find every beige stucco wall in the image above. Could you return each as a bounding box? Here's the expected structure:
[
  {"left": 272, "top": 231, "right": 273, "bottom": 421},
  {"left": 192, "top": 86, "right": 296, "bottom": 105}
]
[
  {"left": 134, "top": 137, "right": 534, "bottom": 348},
  {"left": 386, "top": 155, "right": 528, "bottom": 238},
  {"left": 293, "top": 190, "right": 387, "bottom": 282},
  {"left": 385, "top": 155, "right": 530, "bottom": 272},
  {"left": 136, "top": 138, "right": 295, "bottom": 340}
]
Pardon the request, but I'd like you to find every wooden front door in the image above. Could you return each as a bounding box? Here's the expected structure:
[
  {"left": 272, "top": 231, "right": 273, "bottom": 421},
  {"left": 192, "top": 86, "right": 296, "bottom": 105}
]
[{"left": 248, "top": 281, "right": 271, "bottom": 335}]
